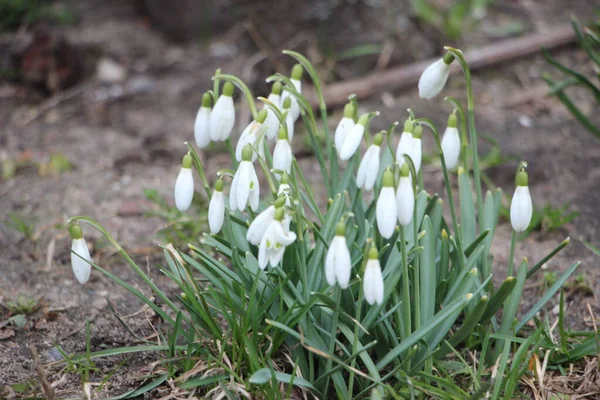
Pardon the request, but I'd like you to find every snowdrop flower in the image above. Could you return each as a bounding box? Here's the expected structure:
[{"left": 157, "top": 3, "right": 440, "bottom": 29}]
[
  {"left": 335, "top": 102, "right": 355, "bottom": 150},
  {"left": 325, "top": 222, "right": 352, "bottom": 289},
  {"left": 273, "top": 127, "right": 293, "bottom": 177},
  {"left": 356, "top": 132, "right": 383, "bottom": 191},
  {"left": 209, "top": 82, "right": 235, "bottom": 141},
  {"left": 441, "top": 113, "right": 461, "bottom": 169},
  {"left": 339, "top": 114, "right": 369, "bottom": 161},
  {"left": 230, "top": 145, "right": 260, "bottom": 212},
  {"left": 418, "top": 53, "right": 454, "bottom": 99},
  {"left": 208, "top": 179, "right": 225, "bottom": 234},
  {"left": 281, "top": 64, "right": 303, "bottom": 122},
  {"left": 247, "top": 197, "right": 286, "bottom": 245},
  {"left": 510, "top": 168, "right": 533, "bottom": 232},
  {"left": 277, "top": 174, "right": 293, "bottom": 231},
  {"left": 363, "top": 246, "right": 384, "bottom": 306},
  {"left": 376, "top": 169, "right": 397, "bottom": 239},
  {"left": 70, "top": 224, "right": 91, "bottom": 284},
  {"left": 263, "top": 82, "right": 282, "bottom": 141},
  {"left": 258, "top": 207, "right": 297, "bottom": 269},
  {"left": 194, "top": 92, "right": 212, "bottom": 148},
  {"left": 411, "top": 124, "right": 423, "bottom": 173},
  {"left": 236, "top": 109, "right": 267, "bottom": 162},
  {"left": 282, "top": 97, "right": 295, "bottom": 142},
  {"left": 396, "top": 118, "right": 414, "bottom": 166},
  {"left": 396, "top": 163, "right": 414, "bottom": 226},
  {"left": 174, "top": 154, "right": 194, "bottom": 211}
]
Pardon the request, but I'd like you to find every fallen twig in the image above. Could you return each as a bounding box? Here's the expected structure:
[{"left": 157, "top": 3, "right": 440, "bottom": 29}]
[{"left": 29, "top": 344, "right": 56, "bottom": 400}]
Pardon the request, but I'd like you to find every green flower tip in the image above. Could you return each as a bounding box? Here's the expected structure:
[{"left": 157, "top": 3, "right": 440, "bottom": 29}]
[
  {"left": 214, "top": 179, "right": 224, "bottom": 192},
  {"left": 274, "top": 196, "right": 286, "bottom": 208},
  {"left": 465, "top": 293, "right": 473, "bottom": 300},
  {"left": 457, "top": 166, "right": 465, "bottom": 175},
  {"left": 469, "top": 268, "right": 477, "bottom": 276},
  {"left": 368, "top": 245, "right": 378, "bottom": 260},
  {"left": 373, "top": 132, "right": 384, "bottom": 146},
  {"left": 343, "top": 103, "right": 355, "bottom": 119},
  {"left": 442, "top": 52, "right": 455, "bottom": 65},
  {"left": 335, "top": 222, "right": 346, "bottom": 236},
  {"left": 271, "top": 81, "right": 282, "bottom": 95},
  {"left": 399, "top": 162, "right": 410, "bottom": 177},
  {"left": 201, "top": 92, "right": 212, "bottom": 108},
  {"left": 403, "top": 118, "right": 414, "bottom": 133},
  {"left": 69, "top": 224, "right": 83, "bottom": 239},
  {"left": 283, "top": 97, "right": 292, "bottom": 109},
  {"left": 222, "top": 82, "right": 235, "bottom": 96},
  {"left": 412, "top": 125, "right": 423, "bottom": 139},
  {"left": 274, "top": 207, "right": 285, "bottom": 221},
  {"left": 277, "top": 127, "right": 288, "bottom": 140},
  {"left": 480, "top": 295, "right": 489, "bottom": 302},
  {"left": 256, "top": 109, "right": 268, "bottom": 124},
  {"left": 281, "top": 172, "right": 290, "bottom": 184},
  {"left": 382, "top": 169, "right": 394, "bottom": 187},
  {"left": 241, "top": 144, "right": 253, "bottom": 162},
  {"left": 182, "top": 154, "right": 193, "bottom": 169},
  {"left": 447, "top": 113, "right": 458, "bottom": 128},
  {"left": 515, "top": 170, "right": 528, "bottom": 187},
  {"left": 291, "top": 64, "right": 303, "bottom": 80},
  {"left": 181, "top": 292, "right": 188, "bottom": 300},
  {"left": 357, "top": 114, "right": 369, "bottom": 126},
  {"left": 441, "top": 229, "right": 448, "bottom": 239}
]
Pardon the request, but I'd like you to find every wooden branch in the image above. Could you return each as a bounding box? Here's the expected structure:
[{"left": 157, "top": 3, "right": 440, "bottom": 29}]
[
  {"left": 306, "top": 24, "right": 576, "bottom": 108},
  {"left": 29, "top": 344, "right": 56, "bottom": 400}
]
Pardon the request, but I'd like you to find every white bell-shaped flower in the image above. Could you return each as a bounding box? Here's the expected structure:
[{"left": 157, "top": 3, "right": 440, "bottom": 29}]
[
  {"left": 273, "top": 128, "right": 293, "bottom": 177},
  {"left": 376, "top": 169, "right": 398, "bottom": 239},
  {"left": 230, "top": 145, "right": 260, "bottom": 212},
  {"left": 247, "top": 205, "right": 276, "bottom": 245},
  {"left": 282, "top": 97, "right": 295, "bottom": 142},
  {"left": 174, "top": 154, "right": 194, "bottom": 211},
  {"left": 363, "top": 246, "right": 384, "bottom": 306},
  {"left": 441, "top": 113, "right": 461, "bottom": 169},
  {"left": 263, "top": 82, "right": 282, "bottom": 141},
  {"left": 281, "top": 64, "right": 303, "bottom": 122},
  {"left": 396, "top": 163, "right": 414, "bottom": 226},
  {"left": 339, "top": 114, "right": 369, "bottom": 161},
  {"left": 208, "top": 179, "right": 225, "bottom": 234},
  {"left": 334, "top": 103, "right": 356, "bottom": 150},
  {"left": 194, "top": 92, "right": 212, "bottom": 148},
  {"left": 258, "top": 207, "right": 297, "bottom": 269},
  {"left": 356, "top": 133, "right": 383, "bottom": 191},
  {"left": 510, "top": 169, "right": 533, "bottom": 232},
  {"left": 411, "top": 124, "right": 423, "bottom": 173},
  {"left": 396, "top": 119, "right": 414, "bottom": 166},
  {"left": 325, "top": 222, "right": 352, "bottom": 289},
  {"left": 209, "top": 82, "right": 236, "bottom": 141},
  {"left": 70, "top": 225, "right": 91, "bottom": 284},
  {"left": 418, "top": 54, "right": 454, "bottom": 99},
  {"left": 235, "top": 109, "right": 267, "bottom": 162}
]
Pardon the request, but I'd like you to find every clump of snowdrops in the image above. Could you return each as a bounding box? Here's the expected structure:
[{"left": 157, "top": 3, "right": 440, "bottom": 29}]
[{"left": 67, "top": 49, "right": 578, "bottom": 399}]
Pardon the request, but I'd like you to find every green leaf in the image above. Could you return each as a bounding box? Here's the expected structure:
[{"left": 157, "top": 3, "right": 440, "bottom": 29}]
[
  {"left": 180, "top": 374, "right": 229, "bottom": 389},
  {"left": 458, "top": 168, "right": 477, "bottom": 246},
  {"left": 500, "top": 259, "right": 528, "bottom": 336},
  {"left": 419, "top": 216, "right": 436, "bottom": 326},
  {"left": 107, "top": 375, "right": 168, "bottom": 400}
]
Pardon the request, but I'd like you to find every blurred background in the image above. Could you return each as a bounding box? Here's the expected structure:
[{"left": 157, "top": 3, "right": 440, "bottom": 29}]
[{"left": 1, "top": 0, "right": 599, "bottom": 395}]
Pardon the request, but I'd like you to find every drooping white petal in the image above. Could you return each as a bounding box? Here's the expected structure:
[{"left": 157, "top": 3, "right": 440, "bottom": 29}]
[
  {"left": 247, "top": 205, "right": 276, "bottom": 245},
  {"left": 418, "top": 58, "right": 451, "bottom": 99},
  {"left": 510, "top": 186, "right": 533, "bottom": 232},
  {"left": 229, "top": 165, "right": 240, "bottom": 211},
  {"left": 209, "top": 95, "right": 235, "bottom": 141},
  {"left": 325, "top": 237, "right": 338, "bottom": 286},
  {"left": 356, "top": 145, "right": 381, "bottom": 191},
  {"left": 264, "top": 93, "right": 281, "bottom": 141},
  {"left": 396, "top": 176, "right": 414, "bottom": 226},
  {"left": 273, "top": 139, "right": 293, "bottom": 176},
  {"left": 396, "top": 132, "right": 414, "bottom": 165},
  {"left": 441, "top": 126, "right": 461, "bottom": 169},
  {"left": 363, "top": 260, "right": 384, "bottom": 305},
  {"left": 71, "top": 237, "right": 91, "bottom": 284},
  {"left": 236, "top": 122, "right": 254, "bottom": 161},
  {"left": 234, "top": 161, "right": 251, "bottom": 211},
  {"left": 278, "top": 183, "right": 291, "bottom": 198},
  {"left": 412, "top": 138, "right": 422, "bottom": 173},
  {"left": 174, "top": 167, "right": 194, "bottom": 211},
  {"left": 272, "top": 221, "right": 297, "bottom": 246},
  {"left": 333, "top": 238, "right": 351, "bottom": 289},
  {"left": 236, "top": 122, "right": 265, "bottom": 162},
  {"left": 286, "top": 79, "right": 302, "bottom": 122},
  {"left": 376, "top": 187, "right": 397, "bottom": 239},
  {"left": 339, "top": 123, "right": 365, "bottom": 161},
  {"left": 208, "top": 191, "right": 225, "bottom": 234},
  {"left": 335, "top": 117, "right": 355, "bottom": 150},
  {"left": 258, "top": 229, "right": 270, "bottom": 270},
  {"left": 194, "top": 107, "right": 211, "bottom": 148},
  {"left": 248, "top": 163, "right": 260, "bottom": 212},
  {"left": 285, "top": 112, "right": 295, "bottom": 142}
]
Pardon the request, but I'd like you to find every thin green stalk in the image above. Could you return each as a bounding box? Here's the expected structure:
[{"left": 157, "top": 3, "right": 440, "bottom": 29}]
[
  {"left": 507, "top": 230, "right": 517, "bottom": 277},
  {"left": 400, "top": 227, "right": 411, "bottom": 340},
  {"left": 322, "top": 288, "right": 341, "bottom": 396},
  {"left": 186, "top": 142, "right": 212, "bottom": 197},
  {"left": 347, "top": 292, "right": 364, "bottom": 395}
]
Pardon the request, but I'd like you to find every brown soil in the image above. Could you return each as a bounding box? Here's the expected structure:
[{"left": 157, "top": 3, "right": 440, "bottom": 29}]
[{"left": 0, "top": 0, "right": 599, "bottom": 397}]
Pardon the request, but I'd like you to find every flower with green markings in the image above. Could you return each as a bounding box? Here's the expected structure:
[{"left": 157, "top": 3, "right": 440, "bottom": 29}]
[
  {"left": 363, "top": 245, "right": 384, "bottom": 305},
  {"left": 258, "top": 207, "right": 297, "bottom": 269},
  {"left": 69, "top": 224, "right": 91, "bottom": 284},
  {"left": 174, "top": 154, "right": 194, "bottom": 211},
  {"left": 335, "top": 102, "right": 356, "bottom": 150},
  {"left": 356, "top": 132, "right": 383, "bottom": 191},
  {"left": 208, "top": 179, "right": 225, "bottom": 234},
  {"left": 236, "top": 109, "right": 268, "bottom": 162},
  {"left": 282, "top": 97, "right": 294, "bottom": 142},
  {"left": 418, "top": 52, "right": 454, "bottom": 99},
  {"left": 194, "top": 92, "right": 212, "bottom": 148},
  {"left": 263, "top": 82, "right": 283, "bottom": 141},
  {"left": 339, "top": 113, "right": 369, "bottom": 161},
  {"left": 273, "top": 127, "right": 293, "bottom": 177},
  {"left": 396, "top": 163, "right": 414, "bottom": 226},
  {"left": 396, "top": 118, "right": 414, "bottom": 167},
  {"left": 441, "top": 113, "right": 460, "bottom": 169},
  {"left": 325, "top": 222, "right": 352, "bottom": 289},
  {"left": 510, "top": 167, "right": 533, "bottom": 232},
  {"left": 281, "top": 64, "right": 303, "bottom": 122},
  {"left": 230, "top": 145, "right": 260, "bottom": 212},
  {"left": 377, "top": 169, "right": 397, "bottom": 239},
  {"left": 209, "top": 82, "right": 235, "bottom": 141}
]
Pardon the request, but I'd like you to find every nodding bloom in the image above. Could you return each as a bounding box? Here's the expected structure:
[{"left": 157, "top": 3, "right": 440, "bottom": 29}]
[
  {"left": 282, "top": 97, "right": 295, "bottom": 142},
  {"left": 441, "top": 113, "right": 461, "bottom": 169},
  {"left": 339, "top": 114, "right": 369, "bottom": 161},
  {"left": 281, "top": 64, "right": 303, "bottom": 122},
  {"left": 258, "top": 207, "right": 297, "bottom": 269},
  {"left": 335, "top": 102, "right": 356, "bottom": 150},
  {"left": 411, "top": 124, "right": 423, "bottom": 173},
  {"left": 194, "top": 92, "right": 212, "bottom": 148},
  {"left": 277, "top": 174, "right": 293, "bottom": 231},
  {"left": 510, "top": 167, "right": 533, "bottom": 232},
  {"left": 236, "top": 109, "right": 267, "bottom": 162},
  {"left": 208, "top": 179, "right": 225, "bottom": 234},
  {"left": 174, "top": 154, "right": 194, "bottom": 211},
  {"left": 69, "top": 224, "right": 91, "bottom": 284},
  {"left": 273, "top": 127, "right": 293, "bottom": 177},
  {"left": 376, "top": 169, "right": 397, "bottom": 239},
  {"left": 230, "top": 145, "right": 260, "bottom": 212},
  {"left": 396, "top": 119, "right": 414, "bottom": 167},
  {"left": 263, "top": 82, "right": 282, "bottom": 141},
  {"left": 247, "top": 198, "right": 285, "bottom": 245},
  {"left": 396, "top": 163, "right": 414, "bottom": 226},
  {"left": 209, "top": 82, "right": 235, "bottom": 141},
  {"left": 418, "top": 53, "right": 454, "bottom": 99},
  {"left": 325, "top": 222, "right": 352, "bottom": 289},
  {"left": 363, "top": 246, "right": 384, "bottom": 306},
  {"left": 356, "top": 132, "right": 383, "bottom": 191}
]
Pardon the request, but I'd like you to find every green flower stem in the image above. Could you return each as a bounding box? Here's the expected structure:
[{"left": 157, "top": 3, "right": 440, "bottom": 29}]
[
  {"left": 444, "top": 96, "right": 468, "bottom": 171},
  {"left": 400, "top": 227, "right": 411, "bottom": 341},
  {"left": 185, "top": 142, "right": 212, "bottom": 197},
  {"left": 255, "top": 152, "right": 278, "bottom": 198},
  {"left": 507, "top": 230, "right": 517, "bottom": 277},
  {"left": 322, "top": 287, "right": 341, "bottom": 396},
  {"left": 213, "top": 73, "right": 257, "bottom": 120},
  {"left": 347, "top": 291, "right": 364, "bottom": 395},
  {"left": 226, "top": 138, "right": 238, "bottom": 170},
  {"left": 293, "top": 159, "right": 324, "bottom": 223}
]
